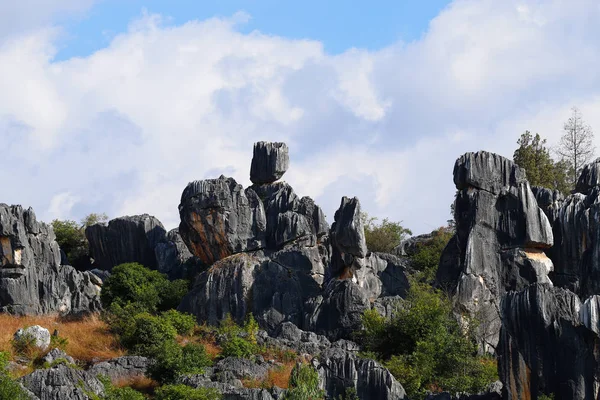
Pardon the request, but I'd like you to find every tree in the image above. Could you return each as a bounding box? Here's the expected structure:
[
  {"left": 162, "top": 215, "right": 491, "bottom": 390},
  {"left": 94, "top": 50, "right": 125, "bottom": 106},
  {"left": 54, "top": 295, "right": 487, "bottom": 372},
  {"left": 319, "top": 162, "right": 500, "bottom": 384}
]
[
  {"left": 362, "top": 213, "right": 412, "bottom": 253},
  {"left": 512, "top": 131, "right": 570, "bottom": 195},
  {"left": 52, "top": 213, "right": 108, "bottom": 270},
  {"left": 556, "top": 107, "right": 596, "bottom": 187}
]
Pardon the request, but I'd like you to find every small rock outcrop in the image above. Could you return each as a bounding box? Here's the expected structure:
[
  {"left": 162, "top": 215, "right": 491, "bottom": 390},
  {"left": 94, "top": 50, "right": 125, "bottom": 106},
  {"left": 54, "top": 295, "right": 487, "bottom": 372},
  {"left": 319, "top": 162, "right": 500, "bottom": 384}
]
[
  {"left": 21, "top": 364, "right": 104, "bottom": 400},
  {"left": 86, "top": 214, "right": 166, "bottom": 271},
  {"left": 0, "top": 204, "right": 102, "bottom": 315},
  {"left": 498, "top": 284, "right": 600, "bottom": 399},
  {"left": 437, "top": 151, "right": 554, "bottom": 352},
  {"left": 330, "top": 197, "right": 367, "bottom": 277},
  {"left": 250, "top": 142, "right": 289, "bottom": 184},
  {"left": 88, "top": 356, "right": 149, "bottom": 381},
  {"left": 14, "top": 326, "right": 51, "bottom": 351},
  {"left": 315, "top": 343, "right": 407, "bottom": 400}
]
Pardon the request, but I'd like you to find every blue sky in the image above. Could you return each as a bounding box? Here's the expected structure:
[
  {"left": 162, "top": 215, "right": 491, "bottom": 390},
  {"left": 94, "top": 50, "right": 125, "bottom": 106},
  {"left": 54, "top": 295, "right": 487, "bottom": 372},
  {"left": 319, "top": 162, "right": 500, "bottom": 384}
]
[
  {"left": 54, "top": 1, "right": 452, "bottom": 60},
  {"left": 1, "top": 0, "right": 599, "bottom": 235}
]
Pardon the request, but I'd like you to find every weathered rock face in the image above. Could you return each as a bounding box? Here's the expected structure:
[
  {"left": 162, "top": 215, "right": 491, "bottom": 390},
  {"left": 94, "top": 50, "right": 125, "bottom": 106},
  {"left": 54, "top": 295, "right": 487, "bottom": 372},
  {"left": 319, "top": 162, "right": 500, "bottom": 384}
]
[
  {"left": 250, "top": 182, "right": 328, "bottom": 249},
  {"left": 308, "top": 279, "right": 370, "bottom": 341},
  {"left": 86, "top": 214, "right": 166, "bottom": 271},
  {"left": 544, "top": 159, "right": 600, "bottom": 298},
  {"left": 179, "top": 176, "right": 267, "bottom": 266},
  {"left": 88, "top": 356, "right": 149, "bottom": 382},
  {"left": 250, "top": 142, "right": 289, "bottom": 184},
  {"left": 315, "top": 343, "right": 407, "bottom": 400},
  {"left": 21, "top": 364, "right": 104, "bottom": 400},
  {"left": 437, "top": 152, "right": 554, "bottom": 353},
  {"left": 179, "top": 244, "right": 327, "bottom": 333},
  {"left": 155, "top": 228, "right": 203, "bottom": 280},
  {"left": 498, "top": 284, "right": 600, "bottom": 400},
  {"left": 0, "top": 204, "right": 102, "bottom": 315},
  {"left": 330, "top": 197, "right": 367, "bottom": 277}
]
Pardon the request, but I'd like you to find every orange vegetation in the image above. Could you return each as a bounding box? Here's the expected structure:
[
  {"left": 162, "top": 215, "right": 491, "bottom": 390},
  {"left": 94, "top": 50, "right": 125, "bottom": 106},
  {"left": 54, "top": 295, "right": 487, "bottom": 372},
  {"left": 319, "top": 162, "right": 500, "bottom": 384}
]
[
  {"left": 243, "top": 360, "right": 295, "bottom": 390},
  {"left": 114, "top": 375, "right": 158, "bottom": 394},
  {"left": 0, "top": 313, "right": 124, "bottom": 363}
]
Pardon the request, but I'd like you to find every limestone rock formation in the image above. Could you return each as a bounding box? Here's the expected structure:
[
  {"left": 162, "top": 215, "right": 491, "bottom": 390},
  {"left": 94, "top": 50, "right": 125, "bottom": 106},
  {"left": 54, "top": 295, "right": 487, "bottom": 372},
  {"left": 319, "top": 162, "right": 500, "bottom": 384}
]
[
  {"left": 21, "top": 363, "right": 104, "bottom": 400},
  {"left": 154, "top": 228, "right": 202, "bottom": 280},
  {"left": 542, "top": 158, "right": 600, "bottom": 297},
  {"left": 437, "top": 152, "right": 554, "bottom": 352},
  {"left": 250, "top": 142, "right": 289, "bottom": 184},
  {"left": 179, "top": 245, "right": 327, "bottom": 332},
  {"left": 0, "top": 204, "right": 102, "bottom": 315},
  {"left": 86, "top": 214, "right": 166, "bottom": 271},
  {"left": 330, "top": 197, "right": 367, "bottom": 277},
  {"left": 88, "top": 356, "right": 149, "bottom": 382},
  {"left": 498, "top": 284, "right": 600, "bottom": 400},
  {"left": 315, "top": 343, "right": 407, "bottom": 400},
  {"left": 178, "top": 176, "right": 267, "bottom": 266}
]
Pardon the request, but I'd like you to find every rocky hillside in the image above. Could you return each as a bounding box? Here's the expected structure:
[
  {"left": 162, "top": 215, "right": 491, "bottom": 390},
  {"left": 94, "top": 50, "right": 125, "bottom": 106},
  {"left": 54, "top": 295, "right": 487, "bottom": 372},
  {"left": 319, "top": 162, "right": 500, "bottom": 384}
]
[{"left": 3, "top": 141, "right": 600, "bottom": 399}]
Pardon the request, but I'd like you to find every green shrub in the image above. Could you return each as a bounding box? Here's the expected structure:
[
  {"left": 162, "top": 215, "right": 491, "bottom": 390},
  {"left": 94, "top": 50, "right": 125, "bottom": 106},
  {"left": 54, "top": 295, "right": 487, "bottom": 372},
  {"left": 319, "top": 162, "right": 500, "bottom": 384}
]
[
  {"left": 220, "top": 336, "right": 256, "bottom": 359},
  {"left": 50, "top": 334, "right": 69, "bottom": 350},
  {"left": 358, "top": 281, "right": 498, "bottom": 398},
  {"left": 362, "top": 213, "right": 412, "bottom": 253},
  {"left": 120, "top": 313, "right": 177, "bottom": 356},
  {"left": 218, "top": 314, "right": 242, "bottom": 338},
  {"left": 154, "top": 384, "right": 221, "bottom": 400},
  {"left": 283, "top": 363, "right": 324, "bottom": 400},
  {"left": 148, "top": 342, "right": 213, "bottom": 384},
  {"left": 101, "top": 263, "right": 188, "bottom": 313},
  {"left": 408, "top": 227, "right": 453, "bottom": 281},
  {"left": 181, "top": 343, "right": 212, "bottom": 374},
  {"left": 243, "top": 313, "right": 259, "bottom": 345},
  {"left": 147, "top": 340, "right": 184, "bottom": 384},
  {"left": 161, "top": 310, "right": 196, "bottom": 336},
  {"left": 0, "top": 352, "right": 30, "bottom": 400},
  {"left": 104, "top": 302, "right": 149, "bottom": 336}
]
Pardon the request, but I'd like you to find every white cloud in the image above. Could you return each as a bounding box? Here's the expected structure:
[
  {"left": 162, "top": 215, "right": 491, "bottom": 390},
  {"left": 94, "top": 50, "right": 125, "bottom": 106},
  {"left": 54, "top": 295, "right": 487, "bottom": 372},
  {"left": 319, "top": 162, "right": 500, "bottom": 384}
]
[{"left": 1, "top": 0, "right": 600, "bottom": 235}]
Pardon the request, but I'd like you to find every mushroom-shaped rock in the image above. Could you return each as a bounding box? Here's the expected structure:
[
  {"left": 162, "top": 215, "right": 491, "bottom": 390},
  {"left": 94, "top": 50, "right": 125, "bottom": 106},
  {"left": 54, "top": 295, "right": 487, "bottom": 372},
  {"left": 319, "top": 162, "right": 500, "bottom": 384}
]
[
  {"left": 454, "top": 151, "right": 527, "bottom": 194},
  {"left": 178, "top": 176, "right": 267, "bottom": 266},
  {"left": 86, "top": 214, "right": 166, "bottom": 271},
  {"left": 0, "top": 204, "right": 102, "bottom": 315},
  {"left": 250, "top": 142, "right": 289, "bottom": 184}
]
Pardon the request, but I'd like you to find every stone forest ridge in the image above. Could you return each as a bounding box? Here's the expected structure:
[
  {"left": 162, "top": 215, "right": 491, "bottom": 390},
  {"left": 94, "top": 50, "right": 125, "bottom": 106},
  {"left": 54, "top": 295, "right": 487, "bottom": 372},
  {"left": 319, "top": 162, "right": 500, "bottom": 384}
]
[{"left": 2, "top": 141, "right": 600, "bottom": 399}]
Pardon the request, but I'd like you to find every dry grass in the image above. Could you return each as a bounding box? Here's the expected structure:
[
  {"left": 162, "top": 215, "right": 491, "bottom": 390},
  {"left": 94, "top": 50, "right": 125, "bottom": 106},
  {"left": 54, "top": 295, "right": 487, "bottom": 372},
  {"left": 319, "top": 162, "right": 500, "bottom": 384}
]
[
  {"left": 114, "top": 375, "right": 158, "bottom": 394},
  {"left": 0, "top": 313, "right": 124, "bottom": 363},
  {"left": 243, "top": 360, "right": 295, "bottom": 389}
]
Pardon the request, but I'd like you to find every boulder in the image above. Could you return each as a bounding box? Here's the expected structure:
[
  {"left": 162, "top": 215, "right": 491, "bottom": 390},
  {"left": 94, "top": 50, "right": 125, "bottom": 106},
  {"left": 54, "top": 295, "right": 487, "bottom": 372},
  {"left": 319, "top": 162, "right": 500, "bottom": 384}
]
[
  {"left": 14, "top": 326, "right": 51, "bottom": 351},
  {"left": 250, "top": 142, "right": 289, "bottom": 184},
  {"left": 178, "top": 176, "right": 267, "bottom": 265},
  {"left": 315, "top": 344, "right": 407, "bottom": 400},
  {"left": 498, "top": 284, "right": 600, "bottom": 400},
  {"left": 0, "top": 204, "right": 102, "bottom": 315},
  {"left": 88, "top": 356, "right": 149, "bottom": 382},
  {"left": 437, "top": 152, "right": 554, "bottom": 353},
  {"left": 330, "top": 197, "right": 367, "bottom": 277},
  {"left": 85, "top": 214, "right": 166, "bottom": 271},
  {"left": 20, "top": 363, "right": 104, "bottom": 400}
]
